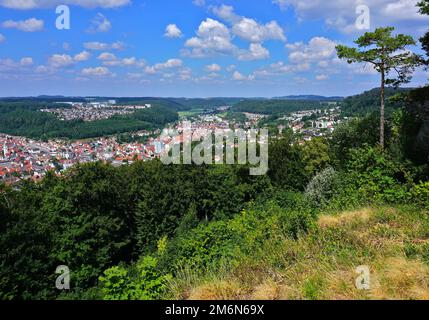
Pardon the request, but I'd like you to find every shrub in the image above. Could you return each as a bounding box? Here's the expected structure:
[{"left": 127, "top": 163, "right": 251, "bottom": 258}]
[
  {"left": 345, "top": 146, "right": 413, "bottom": 203},
  {"left": 411, "top": 181, "right": 429, "bottom": 208},
  {"left": 99, "top": 256, "right": 171, "bottom": 300},
  {"left": 304, "top": 167, "right": 340, "bottom": 208}
]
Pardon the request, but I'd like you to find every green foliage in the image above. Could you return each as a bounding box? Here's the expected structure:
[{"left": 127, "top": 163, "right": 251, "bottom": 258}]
[
  {"left": 411, "top": 181, "right": 429, "bottom": 208},
  {"left": 340, "top": 87, "right": 411, "bottom": 117},
  {"left": 268, "top": 133, "right": 308, "bottom": 190},
  {"left": 0, "top": 103, "right": 178, "bottom": 140},
  {"left": 99, "top": 256, "right": 171, "bottom": 300},
  {"left": 130, "top": 161, "right": 271, "bottom": 252},
  {"left": 336, "top": 27, "right": 422, "bottom": 87},
  {"left": 330, "top": 114, "right": 386, "bottom": 165},
  {"left": 304, "top": 167, "right": 340, "bottom": 208},
  {"left": 345, "top": 146, "right": 413, "bottom": 203},
  {"left": 301, "top": 138, "right": 331, "bottom": 177},
  {"left": 161, "top": 204, "right": 314, "bottom": 272},
  {"left": 231, "top": 99, "right": 324, "bottom": 115},
  {"left": 418, "top": 0, "right": 429, "bottom": 59},
  {"left": 402, "top": 86, "right": 429, "bottom": 164}
]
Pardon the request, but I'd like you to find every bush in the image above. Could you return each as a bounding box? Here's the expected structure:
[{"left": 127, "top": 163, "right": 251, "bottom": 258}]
[
  {"left": 161, "top": 204, "right": 315, "bottom": 273},
  {"left": 99, "top": 256, "right": 171, "bottom": 300},
  {"left": 304, "top": 167, "right": 340, "bottom": 208},
  {"left": 411, "top": 181, "right": 429, "bottom": 208},
  {"left": 345, "top": 146, "right": 413, "bottom": 203}
]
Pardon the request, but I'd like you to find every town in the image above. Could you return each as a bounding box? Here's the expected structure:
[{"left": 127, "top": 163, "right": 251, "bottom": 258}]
[
  {"left": 0, "top": 103, "right": 342, "bottom": 183},
  {"left": 40, "top": 101, "right": 152, "bottom": 122}
]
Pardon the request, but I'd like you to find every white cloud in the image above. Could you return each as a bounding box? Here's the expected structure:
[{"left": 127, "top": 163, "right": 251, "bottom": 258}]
[
  {"left": 316, "top": 74, "right": 329, "bottom": 81},
  {"left": 48, "top": 54, "right": 74, "bottom": 68},
  {"left": 286, "top": 37, "right": 337, "bottom": 64},
  {"left": 2, "top": 18, "right": 44, "bottom": 32},
  {"left": 192, "top": 0, "right": 205, "bottom": 6},
  {"left": 154, "top": 58, "right": 183, "bottom": 69},
  {"left": 97, "top": 52, "right": 144, "bottom": 67},
  {"left": 145, "top": 58, "right": 183, "bottom": 74},
  {"left": 272, "top": 0, "right": 429, "bottom": 34},
  {"left": 0, "top": 0, "right": 130, "bottom": 9},
  {"left": 232, "top": 18, "right": 286, "bottom": 43},
  {"left": 238, "top": 43, "right": 270, "bottom": 61},
  {"left": 232, "top": 70, "right": 254, "bottom": 81},
  {"left": 98, "top": 52, "right": 117, "bottom": 60},
  {"left": 0, "top": 33, "right": 4, "bottom": 43},
  {"left": 213, "top": 5, "right": 286, "bottom": 43},
  {"left": 87, "top": 13, "right": 111, "bottom": 33},
  {"left": 164, "top": 24, "right": 183, "bottom": 38},
  {"left": 84, "top": 41, "right": 125, "bottom": 50},
  {"left": 20, "top": 57, "right": 33, "bottom": 66},
  {"left": 81, "top": 66, "right": 113, "bottom": 77},
  {"left": 205, "top": 63, "right": 221, "bottom": 72},
  {"left": 74, "top": 51, "right": 91, "bottom": 62},
  {"left": 0, "top": 58, "right": 35, "bottom": 73},
  {"left": 183, "top": 18, "right": 236, "bottom": 57},
  {"left": 226, "top": 65, "right": 236, "bottom": 72}
]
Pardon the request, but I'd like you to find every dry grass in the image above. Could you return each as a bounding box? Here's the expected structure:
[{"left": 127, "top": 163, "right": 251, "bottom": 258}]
[
  {"left": 318, "top": 208, "right": 373, "bottom": 229},
  {"left": 188, "top": 280, "right": 244, "bottom": 300},
  {"left": 371, "top": 257, "right": 429, "bottom": 300},
  {"left": 169, "top": 206, "right": 429, "bottom": 301}
]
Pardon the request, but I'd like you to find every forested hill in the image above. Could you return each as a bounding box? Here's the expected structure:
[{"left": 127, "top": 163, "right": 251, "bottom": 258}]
[
  {"left": 0, "top": 101, "right": 178, "bottom": 140},
  {"left": 230, "top": 99, "right": 331, "bottom": 115},
  {"left": 341, "top": 87, "right": 414, "bottom": 117},
  {"left": 273, "top": 95, "right": 343, "bottom": 101}
]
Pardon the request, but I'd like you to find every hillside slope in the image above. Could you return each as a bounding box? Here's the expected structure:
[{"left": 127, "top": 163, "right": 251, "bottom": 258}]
[{"left": 168, "top": 206, "right": 429, "bottom": 300}]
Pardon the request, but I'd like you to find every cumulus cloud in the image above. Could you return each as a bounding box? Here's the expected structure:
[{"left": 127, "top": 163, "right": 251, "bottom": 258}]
[
  {"left": 192, "top": 0, "right": 205, "bottom": 6},
  {"left": 74, "top": 51, "right": 91, "bottom": 62},
  {"left": 205, "top": 63, "right": 221, "bottom": 72},
  {"left": 48, "top": 54, "right": 74, "bottom": 68},
  {"left": 87, "top": 13, "right": 111, "bottom": 33},
  {"left": 183, "top": 18, "right": 237, "bottom": 57},
  {"left": 0, "top": 33, "right": 5, "bottom": 43},
  {"left": 316, "top": 74, "right": 329, "bottom": 81},
  {"left": 164, "top": 24, "right": 183, "bottom": 38},
  {"left": 232, "top": 70, "right": 254, "bottom": 81},
  {"left": 238, "top": 43, "right": 270, "bottom": 61},
  {"left": 212, "top": 5, "right": 286, "bottom": 43},
  {"left": 98, "top": 52, "right": 117, "bottom": 60},
  {"left": 272, "top": 0, "right": 429, "bottom": 34},
  {"left": 97, "top": 52, "right": 145, "bottom": 67},
  {"left": 84, "top": 41, "right": 125, "bottom": 50},
  {"left": 286, "top": 37, "right": 337, "bottom": 64},
  {"left": 2, "top": 18, "right": 44, "bottom": 32},
  {"left": 81, "top": 66, "right": 113, "bottom": 77},
  {"left": 0, "top": 57, "right": 35, "bottom": 73},
  {"left": 145, "top": 58, "right": 183, "bottom": 74},
  {"left": 0, "top": 0, "right": 130, "bottom": 9},
  {"left": 20, "top": 57, "right": 33, "bottom": 66}
]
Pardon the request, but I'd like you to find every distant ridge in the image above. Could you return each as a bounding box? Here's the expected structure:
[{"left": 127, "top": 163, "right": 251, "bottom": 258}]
[{"left": 273, "top": 95, "right": 344, "bottom": 101}]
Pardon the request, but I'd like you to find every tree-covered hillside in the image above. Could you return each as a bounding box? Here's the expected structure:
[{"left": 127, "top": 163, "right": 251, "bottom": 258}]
[
  {"left": 1, "top": 87, "right": 428, "bottom": 300},
  {"left": 0, "top": 102, "right": 178, "bottom": 140},
  {"left": 231, "top": 99, "right": 328, "bottom": 115},
  {"left": 341, "top": 87, "right": 413, "bottom": 117}
]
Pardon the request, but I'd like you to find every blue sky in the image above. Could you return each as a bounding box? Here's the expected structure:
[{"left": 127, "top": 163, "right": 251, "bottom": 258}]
[{"left": 0, "top": 0, "right": 428, "bottom": 97}]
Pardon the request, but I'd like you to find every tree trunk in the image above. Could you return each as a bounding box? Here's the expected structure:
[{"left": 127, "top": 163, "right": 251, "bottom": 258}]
[{"left": 380, "top": 68, "right": 385, "bottom": 149}]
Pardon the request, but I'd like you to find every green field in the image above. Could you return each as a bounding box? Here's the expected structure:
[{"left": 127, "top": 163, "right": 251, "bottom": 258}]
[{"left": 178, "top": 108, "right": 206, "bottom": 118}]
